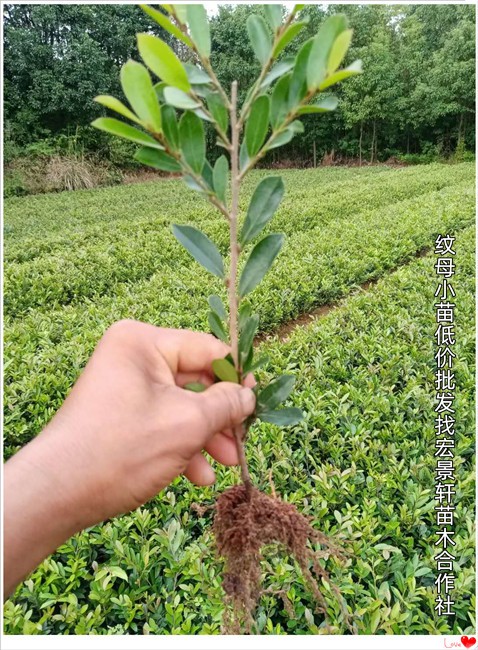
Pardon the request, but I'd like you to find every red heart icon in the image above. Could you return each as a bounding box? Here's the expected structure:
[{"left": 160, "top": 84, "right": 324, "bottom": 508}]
[{"left": 461, "top": 637, "right": 477, "bottom": 649}]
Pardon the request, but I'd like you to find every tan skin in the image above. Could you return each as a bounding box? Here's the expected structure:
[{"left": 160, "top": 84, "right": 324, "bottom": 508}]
[{"left": 4, "top": 320, "right": 256, "bottom": 597}]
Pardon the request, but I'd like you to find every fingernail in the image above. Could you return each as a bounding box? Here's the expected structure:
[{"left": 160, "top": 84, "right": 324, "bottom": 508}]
[{"left": 239, "top": 387, "right": 256, "bottom": 414}]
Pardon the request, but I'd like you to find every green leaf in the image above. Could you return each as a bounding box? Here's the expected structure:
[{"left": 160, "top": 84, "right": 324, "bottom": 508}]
[
  {"left": 297, "top": 95, "right": 338, "bottom": 114},
  {"left": 288, "top": 37, "right": 314, "bottom": 105},
  {"left": 183, "top": 175, "right": 204, "bottom": 192},
  {"left": 184, "top": 382, "right": 206, "bottom": 393},
  {"left": 186, "top": 4, "right": 211, "bottom": 58},
  {"left": 328, "top": 28, "right": 353, "bottom": 74},
  {"left": 171, "top": 4, "right": 187, "bottom": 23},
  {"left": 239, "top": 233, "right": 284, "bottom": 296},
  {"left": 239, "top": 315, "right": 259, "bottom": 366},
  {"left": 206, "top": 92, "right": 228, "bottom": 132},
  {"left": 245, "top": 95, "right": 270, "bottom": 157},
  {"left": 260, "top": 57, "right": 295, "bottom": 90},
  {"left": 264, "top": 5, "right": 283, "bottom": 30},
  {"left": 134, "top": 147, "right": 181, "bottom": 172},
  {"left": 137, "top": 33, "right": 190, "bottom": 92},
  {"left": 120, "top": 60, "right": 162, "bottom": 132},
  {"left": 163, "top": 87, "right": 200, "bottom": 110},
  {"left": 184, "top": 63, "right": 211, "bottom": 85},
  {"left": 319, "top": 59, "right": 363, "bottom": 90},
  {"left": 109, "top": 566, "right": 129, "bottom": 581},
  {"left": 258, "top": 407, "right": 303, "bottom": 426},
  {"left": 212, "top": 358, "right": 239, "bottom": 383},
  {"left": 212, "top": 155, "right": 228, "bottom": 204},
  {"left": 247, "top": 355, "right": 269, "bottom": 372},
  {"left": 172, "top": 224, "right": 224, "bottom": 277},
  {"left": 257, "top": 374, "right": 295, "bottom": 410},
  {"left": 307, "top": 15, "right": 348, "bottom": 90},
  {"left": 240, "top": 177, "right": 284, "bottom": 245},
  {"left": 91, "top": 118, "right": 164, "bottom": 149},
  {"left": 239, "top": 303, "right": 252, "bottom": 331},
  {"left": 240, "top": 140, "right": 250, "bottom": 172},
  {"left": 247, "top": 15, "right": 272, "bottom": 65},
  {"left": 208, "top": 311, "right": 228, "bottom": 342},
  {"left": 270, "top": 73, "right": 291, "bottom": 128},
  {"left": 273, "top": 22, "right": 307, "bottom": 58},
  {"left": 140, "top": 4, "right": 192, "bottom": 47},
  {"left": 94, "top": 95, "right": 143, "bottom": 126},
  {"left": 266, "top": 126, "right": 295, "bottom": 150},
  {"left": 179, "top": 111, "right": 205, "bottom": 173},
  {"left": 161, "top": 105, "right": 179, "bottom": 149},
  {"left": 289, "top": 120, "right": 304, "bottom": 133},
  {"left": 208, "top": 294, "right": 227, "bottom": 321}
]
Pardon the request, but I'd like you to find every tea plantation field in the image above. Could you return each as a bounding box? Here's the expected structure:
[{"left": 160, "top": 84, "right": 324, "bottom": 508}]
[{"left": 3, "top": 163, "right": 475, "bottom": 634}]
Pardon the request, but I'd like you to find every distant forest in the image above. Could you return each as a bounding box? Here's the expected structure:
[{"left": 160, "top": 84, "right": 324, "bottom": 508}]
[{"left": 3, "top": 3, "right": 476, "bottom": 164}]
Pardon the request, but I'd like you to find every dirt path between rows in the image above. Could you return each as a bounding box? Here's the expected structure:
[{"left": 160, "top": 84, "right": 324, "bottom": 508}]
[{"left": 256, "top": 245, "right": 431, "bottom": 345}]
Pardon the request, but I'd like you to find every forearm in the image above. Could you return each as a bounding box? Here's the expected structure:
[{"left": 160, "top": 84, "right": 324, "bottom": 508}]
[{"left": 3, "top": 425, "right": 93, "bottom": 597}]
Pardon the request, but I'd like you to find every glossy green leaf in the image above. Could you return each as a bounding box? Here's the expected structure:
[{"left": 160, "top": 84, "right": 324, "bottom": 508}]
[
  {"left": 260, "top": 57, "right": 295, "bottom": 90},
  {"left": 213, "top": 155, "right": 228, "bottom": 204},
  {"left": 94, "top": 95, "right": 143, "bottom": 126},
  {"left": 120, "top": 60, "right": 162, "bottom": 132},
  {"left": 179, "top": 111, "right": 205, "bottom": 174},
  {"left": 271, "top": 73, "right": 291, "bottom": 128},
  {"left": 288, "top": 38, "right": 314, "bottom": 105},
  {"left": 245, "top": 95, "right": 270, "bottom": 157},
  {"left": 328, "top": 28, "right": 353, "bottom": 74},
  {"left": 273, "top": 21, "right": 307, "bottom": 57},
  {"left": 289, "top": 119, "right": 304, "bottom": 133},
  {"left": 184, "top": 382, "right": 206, "bottom": 393},
  {"left": 186, "top": 4, "right": 211, "bottom": 58},
  {"left": 266, "top": 126, "right": 294, "bottom": 150},
  {"left": 239, "top": 233, "right": 284, "bottom": 296},
  {"left": 258, "top": 407, "right": 303, "bottom": 425},
  {"left": 264, "top": 5, "right": 283, "bottom": 30},
  {"left": 208, "top": 294, "right": 227, "bottom": 321},
  {"left": 257, "top": 374, "right": 295, "bottom": 411},
  {"left": 161, "top": 105, "right": 179, "bottom": 149},
  {"left": 140, "top": 4, "right": 192, "bottom": 47},
  {"left": 247, "top": 15, "right": 272, "bottom": 65},
  {"left": 208, "top": 311, "right": 228, "bottom": 342},
  {"left": 240, "top": 176, "right": 284, "bottom": 245},
  {"left": 319, "top": 59, "right": 363, "bottom": 90},
  {"left": 134, "top": 147, "right": 181, "bottom": 172},
  {"left": 137, "top": 33, "right": 190, "bottom": 92},
  {"left": 239, "top": 314, "right": 259, "bottom": 366},
  {"left": 307, "top": 15, "right": 348, "bottom": 90},
  {"left": 297, "top": 95, "right": 338, "bottom": 114},
  {"left": 163, "top": 87, "right": 200, "bottom": 110},
  {"left": 171, "top": 224, "right": 224, "bottom": 277},
  {"left": 212, "top": 358, "right": 239, "bottom": 383},
  {"left": 206, "top": 92, "right": 228, "bottom": 132},
  {"left": 91, "top": 118, "right": 164, "bottom": 149}
]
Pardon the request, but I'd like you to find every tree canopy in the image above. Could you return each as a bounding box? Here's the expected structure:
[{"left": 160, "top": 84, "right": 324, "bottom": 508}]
[{"left": 3, "top": 3, "right": 475, "bottom": 162}]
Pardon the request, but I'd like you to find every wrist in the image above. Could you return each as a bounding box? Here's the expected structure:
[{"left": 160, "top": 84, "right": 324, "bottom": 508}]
[{"left": 3, "top": 424, "right": 96, "bottom": 595}]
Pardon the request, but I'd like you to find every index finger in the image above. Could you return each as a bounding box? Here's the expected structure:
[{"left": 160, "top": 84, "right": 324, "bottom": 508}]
[{"left": 151, "top": 327, "right": 230, "bottom": 376}]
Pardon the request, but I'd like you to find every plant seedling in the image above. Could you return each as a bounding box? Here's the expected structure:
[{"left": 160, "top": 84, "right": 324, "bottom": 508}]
[{"left": 92, "top": 3, "right": 361, "bottom": 633}]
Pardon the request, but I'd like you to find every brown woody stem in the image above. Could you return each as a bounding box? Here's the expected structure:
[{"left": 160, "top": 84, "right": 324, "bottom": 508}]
[{"left": 229, "top": 80, "right": 252, "bottom": 497}]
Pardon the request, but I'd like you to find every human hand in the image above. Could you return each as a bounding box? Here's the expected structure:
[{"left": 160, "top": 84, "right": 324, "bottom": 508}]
[
  {"left": 4, "top": 321, "right": 255, "bottom": 594},
  {"left": 40, "top": 320, "right": 256, "bottom": 522}
]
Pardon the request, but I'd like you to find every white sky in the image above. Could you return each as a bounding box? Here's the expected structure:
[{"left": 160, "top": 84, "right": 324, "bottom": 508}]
[{"left": 205, "top": 2, "right": 299, "bottom": 16}]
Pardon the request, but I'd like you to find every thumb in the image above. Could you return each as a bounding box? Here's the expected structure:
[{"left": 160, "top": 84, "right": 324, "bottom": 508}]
[{"left": 194, "top": 382, "right": 256, "bottom": 438}]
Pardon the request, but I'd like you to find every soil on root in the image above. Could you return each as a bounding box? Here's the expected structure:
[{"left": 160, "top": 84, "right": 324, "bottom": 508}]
[{"left": 213, "top": 484, "right": 351, "bottom": 634}]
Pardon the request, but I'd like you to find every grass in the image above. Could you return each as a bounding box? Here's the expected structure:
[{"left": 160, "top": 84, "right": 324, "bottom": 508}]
[{"left": 3, "top": 164, "right": 475, "bottom": 634}]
